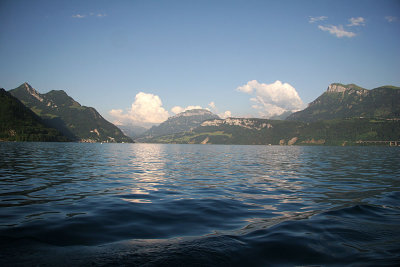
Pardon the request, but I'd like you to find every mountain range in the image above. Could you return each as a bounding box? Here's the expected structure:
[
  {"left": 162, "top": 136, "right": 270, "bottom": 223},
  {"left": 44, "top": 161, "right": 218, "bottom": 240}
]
[
  {"left": 2, "top": 82, "right": 399, "bottom": 145},
  {"left": 146, "top": 117, "right": 399, "bottom": 145},
  {"left": 118, "top": 124, "right": 148, "bottom": 139},
  {"left": 7, "top": 83, "right": 133, "bottom": 143},
  {"left": 138, "top": 83, "right": 400, "bottom": 145}
]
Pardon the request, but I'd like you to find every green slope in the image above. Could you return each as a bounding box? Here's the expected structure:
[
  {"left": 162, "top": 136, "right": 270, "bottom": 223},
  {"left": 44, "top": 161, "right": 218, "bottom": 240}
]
[
  {"left": 9, "top": 83, "right": 133, "bottom": 143},
  {"left": 142, "top": 117, "right": 400, "bottom": 146},
  {"left": 137, "top": 109, "right": 220, "bottom": 140},
  {"left": 0, "top": 88, "right": 69, "bottom": 142},
  {"left": 287, "top": 83, "right": 400, "bottom": 122}
]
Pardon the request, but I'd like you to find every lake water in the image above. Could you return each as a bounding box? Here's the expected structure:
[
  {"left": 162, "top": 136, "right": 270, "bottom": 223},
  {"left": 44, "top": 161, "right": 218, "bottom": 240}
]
[{"left": 1, "top": 143, "right": 399, "bottom": 266}]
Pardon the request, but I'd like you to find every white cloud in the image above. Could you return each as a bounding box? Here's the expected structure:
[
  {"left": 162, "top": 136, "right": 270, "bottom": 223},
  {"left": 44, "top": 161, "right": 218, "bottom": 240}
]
[
  {"left": 72, "top": 13, "right": 107, "bottom": 19},
  {"left": 171, "top": 105, "right": 205, "bottom": 115},
  {"left": 171, "top": 106, "right": 184, "bottom": 115},
  {"left": 309, "top": 16, "right": 328, "bottom": 23},
  {"left": 219, "top": 110, "right": 232, "bottom": 119},
  {"left": 237, "top": 80, "right": 257, "bottom": 93},
  {"left": 109, "top": 92, "right": 169, "bottom": 125},
  {"left": 72, "top": 14, "right": 86, "bottom": 18},
  {"left": 348, "top": 17, "right": 365, "bottom": 26},
  {"left": 318, "top": 25, "right": 356, "bottom": 38},
  {"left": 385, "top": 16, "right": 397, "bottom": 22},
  {"left": 171, "top": 101, "right": 231, "bottom": 119},
  {"left": 237, "top": 80, "right": 304, "bottom": 118},
  {"left": 206, "top": 101, "right": 231, "bottom": 119}
]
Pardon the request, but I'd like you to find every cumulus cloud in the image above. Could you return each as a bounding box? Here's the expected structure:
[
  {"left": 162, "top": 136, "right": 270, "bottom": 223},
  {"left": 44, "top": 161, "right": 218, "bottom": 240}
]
[
  {"left": 348, "top": 17, "right": 365, "bottom": 26},
  {"left": 237, "top": 80, "right": 304, "bottom": 118},
  {"left": 385, "top": 16, "right": 397, "bottom": 22},
  {"left": 309, "top": 16, "right": 328, "bottom": 23},
  {"left": 109, "top": 92, "right": 169, "bottom": 125},
  {"left": 171, "top": 101, "right": 232, "bottom": 119},
  {"left": 72, "top": 14, "right": 86, "bottom": 18},
  {"left": 318, "top": 25, "right": 356, "bottom": 38},
  {"left": 207, "top": 101, "right": 232, "bottom": 119},
  {"left": 171, "top": 105, "right": 205, "bottom": 115},
  {"left": 219, "top": 110, "right": 232, "bottom": 119},
  {"left": 236, "top": 81, "right": 255, "bottom": 94}
]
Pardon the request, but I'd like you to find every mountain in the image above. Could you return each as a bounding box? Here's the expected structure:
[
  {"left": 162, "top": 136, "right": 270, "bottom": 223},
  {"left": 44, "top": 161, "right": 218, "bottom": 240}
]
[
  {"left": 287, "top": 83, "right": 400, "bottom": 122},
  {"left": 9, "top": 83, "right": 133, "bottom": 143},
  {"left": 0, "top": 88, "right": 68, "bottom": 142},
  {"left": 118, "top": 124, "right": 148, "bottom": 138},
  {"left": 135, "top": 82, "right": 400, "bottom": 146},
  {"left": 137, "top": 109, "right": 220, "bottom": 140},
  {"left": 269, "top": 110, "right": 293, "bottom": 120},
  {"left": 143, "top": 117, "right": 400, "bottom": 146}
]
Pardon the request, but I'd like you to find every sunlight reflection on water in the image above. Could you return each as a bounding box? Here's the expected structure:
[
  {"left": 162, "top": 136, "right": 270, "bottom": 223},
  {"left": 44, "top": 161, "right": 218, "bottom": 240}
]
[{"left": 0, "top": 143, "right": 399, "bottom": 266}]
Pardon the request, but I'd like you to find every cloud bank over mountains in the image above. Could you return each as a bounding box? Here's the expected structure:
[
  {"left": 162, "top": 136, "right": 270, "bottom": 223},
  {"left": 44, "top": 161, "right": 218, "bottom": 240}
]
[
  {"left": 110, "top": 93, "right": 231, "bottom": 126},
  {"left": 109, "top": 80, "right": 305, "bottom": 126},
  {"left": 171, "top": 105, "right": 204, "bottom": 115},
  {"left": 109, "top": 92, "right": 169, "bottom": 125},
  {"left": 237, "top": 80, "right": 304, "bottom": 118}
]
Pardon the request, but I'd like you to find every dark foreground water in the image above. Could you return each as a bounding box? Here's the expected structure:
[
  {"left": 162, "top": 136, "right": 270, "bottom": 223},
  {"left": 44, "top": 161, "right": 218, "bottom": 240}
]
[{"left": 0, "top": 143, "right": 399, "bottom": 266}]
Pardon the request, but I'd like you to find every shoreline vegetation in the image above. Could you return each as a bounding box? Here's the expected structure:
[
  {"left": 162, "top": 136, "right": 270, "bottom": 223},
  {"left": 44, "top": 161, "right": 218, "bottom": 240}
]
[
  {"left": 135, "top": 117, "right": 400, "bottom": 146},
  {"left": 1, "top": 83, "right": 399, "bottom": 146}
]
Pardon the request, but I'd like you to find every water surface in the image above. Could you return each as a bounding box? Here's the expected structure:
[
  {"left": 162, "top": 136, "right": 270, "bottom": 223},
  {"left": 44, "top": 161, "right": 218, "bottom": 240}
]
[{"left": 1, "top": 143, "right": 399, "bottom": 266}]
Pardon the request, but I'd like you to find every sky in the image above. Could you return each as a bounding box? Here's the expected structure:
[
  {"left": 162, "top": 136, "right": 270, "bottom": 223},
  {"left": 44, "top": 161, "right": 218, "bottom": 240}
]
[{"left": 1, "top": 0, "right": 399, "bottom": 127}]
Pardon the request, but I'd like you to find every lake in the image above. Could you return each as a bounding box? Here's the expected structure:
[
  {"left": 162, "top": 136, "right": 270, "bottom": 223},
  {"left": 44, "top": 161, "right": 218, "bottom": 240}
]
[{"left": 1, "top": 143, "right": 399, "bottom": 266}]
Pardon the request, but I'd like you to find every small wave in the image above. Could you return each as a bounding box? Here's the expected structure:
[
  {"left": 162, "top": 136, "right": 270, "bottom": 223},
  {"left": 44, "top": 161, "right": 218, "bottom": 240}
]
[{"left": 1, "top": 204, "right": 399, "bottom": 266}]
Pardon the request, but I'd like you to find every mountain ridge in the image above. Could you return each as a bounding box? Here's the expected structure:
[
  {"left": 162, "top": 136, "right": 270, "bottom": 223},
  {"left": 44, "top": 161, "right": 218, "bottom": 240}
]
[
  {"left": 137, "top": 109, "right": 220, "bottom": 141},
  {"left": 9, "top": 83, "right": 133, "bottom": 143},
  {"left": 286, "top": 83, "right": 400, "bottom": 122},
  {"left": 4, "top": 81, "right": 399, "bottom": 145},
  {"left": 139, "top": 82, "right": 400, "bottom": 146},
  {"left": 144, "top": 116, "right": 400, "bottom": 146},
  {"left": 0, "top": 88, "right": 68, "bottom": 142}
]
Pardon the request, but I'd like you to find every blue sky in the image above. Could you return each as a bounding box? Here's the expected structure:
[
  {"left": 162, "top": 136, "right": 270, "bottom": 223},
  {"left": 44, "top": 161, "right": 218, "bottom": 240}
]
[{"left": 1, "top": 0, "right": 399, "bottom": 126}]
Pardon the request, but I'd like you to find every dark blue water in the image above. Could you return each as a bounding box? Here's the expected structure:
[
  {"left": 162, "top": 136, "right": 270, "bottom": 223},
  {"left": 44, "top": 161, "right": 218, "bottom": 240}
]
[{"left": 1, "top": 143, "right": 399, "bottom": 266}]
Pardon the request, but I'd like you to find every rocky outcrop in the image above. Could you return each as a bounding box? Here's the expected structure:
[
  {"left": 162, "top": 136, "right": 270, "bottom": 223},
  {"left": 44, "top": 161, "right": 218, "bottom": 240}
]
[
  {"left": 326, "top": 83, "right": 369, "bottom": 96},
  {"left": 201, "top": 118, "right": 273, "bottom": 131},
  {"left": 288, "top": 137, "right": 298, "bottom": 145},
  {"left": 23, "top": 82, "right": 44, "bottom": 102},
  {"left": 287, "top": 83, "right": 400, "bottom": 122},
  {"left": 326, "top": 84, "right": 348, "bottom": 93},
  {"left": 200, "top": 137, "right": 209, "bottom": 144}
]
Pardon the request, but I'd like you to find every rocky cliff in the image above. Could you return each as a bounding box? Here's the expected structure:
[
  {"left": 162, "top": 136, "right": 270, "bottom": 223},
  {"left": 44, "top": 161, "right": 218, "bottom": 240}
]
[{"left": 287, "top": 83, "right": 400, "bottom": 122}]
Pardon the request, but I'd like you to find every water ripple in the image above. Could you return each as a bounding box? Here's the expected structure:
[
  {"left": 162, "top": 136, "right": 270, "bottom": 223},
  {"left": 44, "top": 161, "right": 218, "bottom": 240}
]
[{"left": 1, "top": 143, "right": 399, "bottom": 265}]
